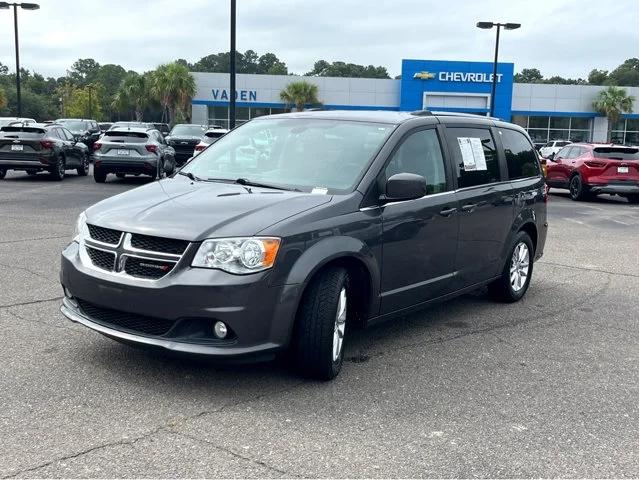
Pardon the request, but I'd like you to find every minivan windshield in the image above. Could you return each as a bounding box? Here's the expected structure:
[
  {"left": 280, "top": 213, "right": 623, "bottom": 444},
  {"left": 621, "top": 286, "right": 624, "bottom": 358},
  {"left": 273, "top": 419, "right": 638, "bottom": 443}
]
[{"left": 181, "top": 118, "right": 394, "bottom": 192}]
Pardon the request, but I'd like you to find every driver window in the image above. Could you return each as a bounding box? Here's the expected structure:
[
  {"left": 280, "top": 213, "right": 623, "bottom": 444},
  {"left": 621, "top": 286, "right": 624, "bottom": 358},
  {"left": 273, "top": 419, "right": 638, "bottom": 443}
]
[{"left": 384, "top": 129, "right": 447, "bottom": 194}]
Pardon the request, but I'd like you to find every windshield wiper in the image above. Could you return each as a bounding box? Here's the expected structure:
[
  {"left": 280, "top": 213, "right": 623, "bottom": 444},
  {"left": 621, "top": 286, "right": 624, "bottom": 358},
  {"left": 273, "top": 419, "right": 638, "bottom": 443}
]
[
  {"left": 233, "top": 178, "right": 301, "bottom": 192},
  {"left": 178, "top": 171, "right": 203, "bottom": 182}
]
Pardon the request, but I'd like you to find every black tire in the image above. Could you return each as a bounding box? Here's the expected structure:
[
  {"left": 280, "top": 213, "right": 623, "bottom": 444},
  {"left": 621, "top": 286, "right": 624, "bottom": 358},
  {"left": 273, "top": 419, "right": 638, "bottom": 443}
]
[
  {"left": 76, "top": 153, "right": 89, "bottom": 176},
  {"left": 569, "top": 174, "right": 590, "bottom": 201},
  {"left": 94, "top": 167, "right": 107, "bottom": 183},
  {"left": 0, "top": 168, "right": 6, "bottom": 179},
  {"left": 625, "top": 194, "right": 639, "bottom": 204},
  {"left": 153, "top": 158, "right": 165, "bottom": 180},
  {"left": 293, "top": 267, "right": 349, "bottom": 380},
  {"left": 27, "top": 170, "right": 37, "bottom": 176},
  {"left": 50, "top": 156, "right": 66, "bottom": 181},
  {"left": 488, "top": 231, "right": 534, "bottom": 303},
  {"left": 116, "top": 173, "right": 126, "bottom": 179}
]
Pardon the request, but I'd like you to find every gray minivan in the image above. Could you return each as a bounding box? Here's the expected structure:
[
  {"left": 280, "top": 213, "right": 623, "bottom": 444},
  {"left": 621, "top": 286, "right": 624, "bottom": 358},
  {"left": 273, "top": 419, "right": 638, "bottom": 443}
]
[{"left": 60, "top": 110, "right": 547, "bottom": 379}]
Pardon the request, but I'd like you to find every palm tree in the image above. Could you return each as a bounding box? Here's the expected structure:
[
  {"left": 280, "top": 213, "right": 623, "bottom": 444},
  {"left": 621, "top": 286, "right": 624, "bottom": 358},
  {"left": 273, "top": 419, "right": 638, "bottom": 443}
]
[
  {"left": 151, "top": 63, "right": 196, "bottom": 125},
  {"left": 280, "top": 81, "right": 320, "bottom": 112},
  {"left": 112, "top": 73, "right": 149, "bottom": 121},
  {"left": 593, "top": 86, "right": 635, "bottom": 142}
]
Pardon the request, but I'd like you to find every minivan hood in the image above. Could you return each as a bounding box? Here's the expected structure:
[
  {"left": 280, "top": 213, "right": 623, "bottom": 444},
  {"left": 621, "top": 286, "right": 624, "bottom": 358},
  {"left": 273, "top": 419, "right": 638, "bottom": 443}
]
[{"left": 86, "top": 177, "right": 332, "bottom": 240}]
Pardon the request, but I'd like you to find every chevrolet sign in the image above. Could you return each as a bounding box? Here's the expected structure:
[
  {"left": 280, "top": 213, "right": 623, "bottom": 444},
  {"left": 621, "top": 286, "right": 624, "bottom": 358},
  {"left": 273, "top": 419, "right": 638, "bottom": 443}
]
[{"left": 413, "top": 71, "right": 436, "bottom": 80}]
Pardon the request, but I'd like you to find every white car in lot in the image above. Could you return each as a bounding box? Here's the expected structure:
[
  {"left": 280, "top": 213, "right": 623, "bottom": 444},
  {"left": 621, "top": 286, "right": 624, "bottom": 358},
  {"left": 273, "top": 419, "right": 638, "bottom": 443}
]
[
  {"left": 540, "top": 140, "right": 571, "bottom": 159},
  {"left": 193, "top": 127, "right": 229, "bottom": 156}
]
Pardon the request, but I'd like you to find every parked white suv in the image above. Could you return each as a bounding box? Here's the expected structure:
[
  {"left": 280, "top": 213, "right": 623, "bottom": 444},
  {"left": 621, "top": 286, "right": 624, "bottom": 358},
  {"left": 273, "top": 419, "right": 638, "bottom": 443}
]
[{"left": 540, "top": 140, "right": 571, "bottom": 159}]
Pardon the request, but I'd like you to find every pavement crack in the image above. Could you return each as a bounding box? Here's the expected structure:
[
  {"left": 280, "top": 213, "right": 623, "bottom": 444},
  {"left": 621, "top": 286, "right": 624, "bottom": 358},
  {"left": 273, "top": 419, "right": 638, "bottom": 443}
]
[
  {"left": 0, "top": 235, "right": 69, "bottom": 245},
  {"left": 172, "top": 431, "right": 303, "bottom": 478},
  {"left": 537, "top": 260, "right": 639, "bottom": 279},
  {"left": 0, "top": 296, "right": 63, "bottom": 310},
  {"left": 0, "top": 262, "right": 49, "bottom": 279}
]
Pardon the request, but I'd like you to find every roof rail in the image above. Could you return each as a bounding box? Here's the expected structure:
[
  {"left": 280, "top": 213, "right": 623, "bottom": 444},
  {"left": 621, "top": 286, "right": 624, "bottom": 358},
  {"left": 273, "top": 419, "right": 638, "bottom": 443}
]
[
  {"left": 429, "top": 111, "right": 501, "bottom": 121},
  {"left": 410, "top": 110, "right": 433, "bottom": 116}
]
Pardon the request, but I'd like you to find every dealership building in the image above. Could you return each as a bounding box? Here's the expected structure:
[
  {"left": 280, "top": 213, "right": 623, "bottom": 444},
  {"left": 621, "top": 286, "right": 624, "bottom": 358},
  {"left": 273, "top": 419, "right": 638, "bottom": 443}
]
[{"left": 191, "top": 59, "right": 639, "bottom": 145}]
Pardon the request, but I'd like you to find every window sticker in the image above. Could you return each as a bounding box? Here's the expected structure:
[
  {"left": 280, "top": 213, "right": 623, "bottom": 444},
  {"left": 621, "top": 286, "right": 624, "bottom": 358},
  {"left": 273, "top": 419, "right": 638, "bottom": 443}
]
[
  {"left": 457, "top": 137, "right": 487, "bottom": 171},
  {"left": 311, "top": 187, "right": 328, "bottom": 195}
]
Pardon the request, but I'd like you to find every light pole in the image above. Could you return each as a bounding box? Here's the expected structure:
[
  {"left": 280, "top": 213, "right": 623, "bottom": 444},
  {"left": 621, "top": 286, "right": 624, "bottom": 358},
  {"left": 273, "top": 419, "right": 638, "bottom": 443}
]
[
  {"left": 476, "top": 21, "right": 520, "bottom": 117},
  {"left": 86, "top": 83, "right": 95, "bottom": 118},
  {"left": 229, "top": 0, "right": 236, "bottom": 129},
  {"left": 0, "top": 2, "right": 40, "bottom": 117}
]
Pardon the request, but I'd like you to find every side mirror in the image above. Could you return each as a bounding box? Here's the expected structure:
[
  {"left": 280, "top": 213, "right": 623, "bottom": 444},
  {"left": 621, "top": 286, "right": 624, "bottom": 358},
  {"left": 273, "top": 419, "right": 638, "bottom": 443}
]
[
  {"left": 163, "top": 158, "right": 175, "bottom": 175},
  {"left": 384, "top": 173, "right": 427, "bottom": 202}
]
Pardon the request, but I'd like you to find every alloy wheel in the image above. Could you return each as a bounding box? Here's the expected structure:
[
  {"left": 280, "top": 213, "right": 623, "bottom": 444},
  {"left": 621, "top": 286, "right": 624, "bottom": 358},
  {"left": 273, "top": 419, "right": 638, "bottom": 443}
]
[
  {"left": 510, "top": 242, "right": 530, "bottom": 292},
  {"left": 570, "top": 176, "right": 580, "bottom": 199},
  {"left": 332, "top": 287, "right": 347, "bottom": 361}
]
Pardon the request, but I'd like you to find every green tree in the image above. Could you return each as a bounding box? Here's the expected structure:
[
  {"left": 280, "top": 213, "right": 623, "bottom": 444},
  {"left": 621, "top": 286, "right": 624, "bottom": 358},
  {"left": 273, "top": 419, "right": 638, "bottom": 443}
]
[
  {"left": 69, "top": 58, "right": 101, "bottom": 86},
  {"left": 607, "top": 58, "right": 639, "bottom": 86},
  {"left": 514, "top": 68, "right": 543, "bottom": 83},
  {"left": 305, "top": 60, "right": 390, "bottom": 79},
  {"left": 112, "top": 72, "right": 150, "bottom": 121},
  {"left": 279, "top": 80, "right": 320, "bottom": 111},
  {"left": 257, "top": 53, "right": 288, "bottom": 75},
  {"left": 593, "top": 86, "right": 635, "bottom": 141},
  {"left": 57, "top": 83, "right": 104, "bottom": 119},
  {"left": 151, "top": 62, "right": 196, "bottom": 125},
  {"left": 588, "top": 69, "right": 609, "bottom": 85},
  {"left": 0, "top": 86, "right": 7, "bottom": 113},
  {"left": 191, "top": 50, "right": 288, "bottom": 75}
]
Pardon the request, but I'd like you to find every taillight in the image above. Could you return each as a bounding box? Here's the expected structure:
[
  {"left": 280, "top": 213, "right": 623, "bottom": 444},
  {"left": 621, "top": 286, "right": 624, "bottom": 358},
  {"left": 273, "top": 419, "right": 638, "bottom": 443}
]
[
  {"left": 584, "top": 160, "right": 606, "bottom": 168},
  {"left": 146, "top": 144, "right": 158, "bottom": 154},
  {"left": 194, "top": 144, "right": 205, "bottom": 151},
  {"left": 93, "top": 142, "right": 102, "bottom": 151},
  {"left": 40, "top": 139, "right": 55, "bottom": 149}
]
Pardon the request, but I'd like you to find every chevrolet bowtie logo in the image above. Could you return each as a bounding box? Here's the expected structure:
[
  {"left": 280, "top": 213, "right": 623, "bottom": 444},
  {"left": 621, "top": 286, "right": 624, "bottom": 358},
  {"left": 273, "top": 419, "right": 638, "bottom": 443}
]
[{"left": 413, "top": 71, "right": 436, "bottom": 80}]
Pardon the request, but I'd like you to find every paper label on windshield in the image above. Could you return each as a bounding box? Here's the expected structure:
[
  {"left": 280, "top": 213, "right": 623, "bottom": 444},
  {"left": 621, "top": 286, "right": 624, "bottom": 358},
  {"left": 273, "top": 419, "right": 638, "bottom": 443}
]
[
  {"left": 457, "top": 137, "right": 487, "bottom": 171},
  {"left": 311, "top": 187, "right": 328, "bottom": 195}
]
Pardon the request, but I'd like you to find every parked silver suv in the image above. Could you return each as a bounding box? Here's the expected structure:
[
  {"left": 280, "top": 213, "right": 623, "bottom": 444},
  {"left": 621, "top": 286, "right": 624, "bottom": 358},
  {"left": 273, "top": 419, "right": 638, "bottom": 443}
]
[{"left": 92, "top": 127, "right": 176, "bottom": 183}]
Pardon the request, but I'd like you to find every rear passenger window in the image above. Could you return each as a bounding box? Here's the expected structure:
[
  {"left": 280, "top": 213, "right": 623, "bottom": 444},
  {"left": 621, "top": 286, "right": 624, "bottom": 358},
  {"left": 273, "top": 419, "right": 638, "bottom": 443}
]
[
  {"left": 446, "top": 127, "right": 500, "bottom": 188},
  {"left": 385, "top": 129, "right": 447, "bottom": 194},
  {"left": 500, "top": 129, "right": 540, "bottom": 179}
]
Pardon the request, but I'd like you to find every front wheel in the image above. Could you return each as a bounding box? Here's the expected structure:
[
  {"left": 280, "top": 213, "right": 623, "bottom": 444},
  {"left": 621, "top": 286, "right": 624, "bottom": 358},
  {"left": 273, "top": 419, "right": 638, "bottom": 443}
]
[
  {"left": 94, "top": 167, "right": 107, "bottom": 183},
  {"left": 293, "top": 267, "right": 349, "bottom": 380},
  {"left": 569, "top": 175, "right": 589, "bottom": 201},
  {"left": 625, "top": 194, "right": 639, "bottom": 204},
  {"left": 77, "top": 153, "right": 89, "bottom": 176},
  {"left": 0, "top": 168, "right": 6, "bottom": 179},
  {"left": 488, "top": 231, "right": 534, "bottom": 303},
  {"left": 50, "top": 156, "right": 66, "bottom": 181}
]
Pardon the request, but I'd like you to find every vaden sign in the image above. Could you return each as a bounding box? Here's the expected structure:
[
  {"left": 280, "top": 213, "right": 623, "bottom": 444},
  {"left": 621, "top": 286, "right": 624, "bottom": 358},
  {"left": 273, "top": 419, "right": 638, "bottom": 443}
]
[{"left": 212, "top": 89, "right": 258, "bottom": 101}]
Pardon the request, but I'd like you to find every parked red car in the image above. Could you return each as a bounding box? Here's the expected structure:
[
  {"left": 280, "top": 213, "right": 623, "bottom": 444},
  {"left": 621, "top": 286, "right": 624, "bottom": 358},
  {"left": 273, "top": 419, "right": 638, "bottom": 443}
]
[{"left": 545, "top": 143, "right": 639, "bottom": 202}]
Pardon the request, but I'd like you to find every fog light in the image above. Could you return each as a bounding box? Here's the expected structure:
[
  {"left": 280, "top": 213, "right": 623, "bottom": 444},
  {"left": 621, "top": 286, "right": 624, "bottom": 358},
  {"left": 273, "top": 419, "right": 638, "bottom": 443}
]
[{"left": 214, "top": 321, "right": 228, "bottom": 339}]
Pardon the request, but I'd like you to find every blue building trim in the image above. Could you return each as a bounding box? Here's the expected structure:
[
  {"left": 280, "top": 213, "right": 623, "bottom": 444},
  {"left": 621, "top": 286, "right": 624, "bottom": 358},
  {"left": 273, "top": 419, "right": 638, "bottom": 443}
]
[{"left": 511, "top": 110, "right": 599, "bottom": 118}]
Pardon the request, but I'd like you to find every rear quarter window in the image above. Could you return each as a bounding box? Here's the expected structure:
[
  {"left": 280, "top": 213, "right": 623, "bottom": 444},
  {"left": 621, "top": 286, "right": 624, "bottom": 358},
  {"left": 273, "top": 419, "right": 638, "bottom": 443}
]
[
  {"left": 445, "top": 127, "right": 500, "bottom": 188},
  {"left": 500, "top": 129, "right": 540, "bottom": 179}
]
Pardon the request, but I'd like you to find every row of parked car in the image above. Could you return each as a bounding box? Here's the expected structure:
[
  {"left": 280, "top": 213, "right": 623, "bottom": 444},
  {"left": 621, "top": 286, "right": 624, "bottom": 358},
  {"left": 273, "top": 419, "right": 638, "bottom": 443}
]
[{"left": 0, "top": 117, "right": 228, "bottom": 182}]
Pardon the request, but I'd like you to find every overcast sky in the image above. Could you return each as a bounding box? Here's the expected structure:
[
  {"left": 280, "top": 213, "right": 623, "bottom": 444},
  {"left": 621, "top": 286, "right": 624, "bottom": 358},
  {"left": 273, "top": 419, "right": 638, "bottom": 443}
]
[{"left": 0, "top": 0, "right": 637, "bottom": 79}]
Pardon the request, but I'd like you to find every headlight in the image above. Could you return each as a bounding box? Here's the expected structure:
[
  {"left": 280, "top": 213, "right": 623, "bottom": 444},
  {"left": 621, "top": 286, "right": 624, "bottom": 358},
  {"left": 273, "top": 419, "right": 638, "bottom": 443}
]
[
  {"left": 73, "top": 211, "right": 87, "bottom": 242},
  {"left": 192, "top": 237, "right": 281, "bottom": 274}
]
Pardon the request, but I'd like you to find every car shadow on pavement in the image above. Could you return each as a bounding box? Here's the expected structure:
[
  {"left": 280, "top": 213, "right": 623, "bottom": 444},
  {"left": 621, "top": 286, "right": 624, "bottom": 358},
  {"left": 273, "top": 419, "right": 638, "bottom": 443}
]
[{"left": 549, "top": 188, "right": 631, "bottom": 204}]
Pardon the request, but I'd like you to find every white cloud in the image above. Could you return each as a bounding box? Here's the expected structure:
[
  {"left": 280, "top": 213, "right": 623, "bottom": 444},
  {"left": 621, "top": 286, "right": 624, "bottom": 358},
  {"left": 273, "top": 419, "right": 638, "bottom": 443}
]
[{"left": 0, "top": 0, "right": 637, "bottom": 79}]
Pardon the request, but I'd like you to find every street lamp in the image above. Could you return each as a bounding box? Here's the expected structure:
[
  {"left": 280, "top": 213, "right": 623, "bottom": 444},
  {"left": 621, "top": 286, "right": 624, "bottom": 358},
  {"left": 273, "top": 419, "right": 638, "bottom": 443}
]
[
  {"left": 476, "top": 21, "right": 520, "bottom": 117},
  {"left": 0, "top": 2, "right": 40, "bottom": 117}
]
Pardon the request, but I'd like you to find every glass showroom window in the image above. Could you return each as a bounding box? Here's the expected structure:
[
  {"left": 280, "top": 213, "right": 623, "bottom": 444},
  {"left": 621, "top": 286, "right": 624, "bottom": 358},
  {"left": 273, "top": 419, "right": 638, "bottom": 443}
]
[
  {"left": 611, "top": 118, "right": 639, "bottom": 145},
  {"left": 207, "top": 106, "right": 291, "bottom": 128},
  {"left": 515, "top": 116, "right": 592, "bottom": 142}
]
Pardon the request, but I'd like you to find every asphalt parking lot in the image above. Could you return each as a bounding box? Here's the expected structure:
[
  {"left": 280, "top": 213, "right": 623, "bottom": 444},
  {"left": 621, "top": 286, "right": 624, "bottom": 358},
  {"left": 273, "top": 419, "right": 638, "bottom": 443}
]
[{"left": 1, "top": 169, "right": 638, "bottom": 478}]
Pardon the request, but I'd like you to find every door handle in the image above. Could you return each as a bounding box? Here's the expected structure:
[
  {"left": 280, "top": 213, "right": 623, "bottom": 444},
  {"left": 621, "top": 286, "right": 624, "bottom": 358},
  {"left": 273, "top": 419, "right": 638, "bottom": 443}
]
[
  {"left": 439, "top": 207, "right": 457, "bottom": 217},
  {"left": 461, "top": 203, "right": 477, "bottom": 213}
]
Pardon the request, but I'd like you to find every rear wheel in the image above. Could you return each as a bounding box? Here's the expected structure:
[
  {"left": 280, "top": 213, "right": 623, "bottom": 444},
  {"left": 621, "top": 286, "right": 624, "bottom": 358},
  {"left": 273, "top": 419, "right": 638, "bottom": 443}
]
[
  {"left": 76, "top": 153, "right": 89, "bottom": 176},
  {"left": 293, "top": 267, "right": 349, "bottom": 380},
  {"left": 27, "top": 170, "right": 37, "bottom": 176},
  {"left": 569, "top": 174, "right": 589, "bottom": 201},
  {"left": 50, "top": 156, "right": 66, "bottom": 181},
  {"left": 626, "top": 194, "right": 639, "bottom": 204},
  {"left": 94, "top": 167, "right": 107, "bottom": 183},
  {"left": 0, "top": 168, "right": 6, "bottom": 179},
  {"left": 153, "top": 159, "right": 165, "bottom": 180},
  {"left": 116, "top": 173, "right": 126, "bottom": 179},
  {"left": 489, "top": 231, "right": 534, "bottom": 303}
]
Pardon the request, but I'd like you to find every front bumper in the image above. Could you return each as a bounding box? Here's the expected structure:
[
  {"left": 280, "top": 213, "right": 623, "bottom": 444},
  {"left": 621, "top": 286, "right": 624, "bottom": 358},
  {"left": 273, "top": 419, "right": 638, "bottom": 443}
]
[{"left": 60, "top": 241, "right": 300, "bottom": 359}]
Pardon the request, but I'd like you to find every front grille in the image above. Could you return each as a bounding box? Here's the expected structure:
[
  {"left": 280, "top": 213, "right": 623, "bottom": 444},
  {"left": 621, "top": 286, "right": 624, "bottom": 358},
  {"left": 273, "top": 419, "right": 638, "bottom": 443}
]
[
  {"left": 77, "top": 299, "right": 175, "bottom": 336},
  {"left": 124, "top": 256, "right": 176, "bottom": 279},
  {"left": 86, "top": 246, "right": 115, "bottom": 271},
  {"left": 88, "top": 224, "right": 122, "bottom": 245},
  {"left": 130, "top": 233, "right": 189, "bottom": 255}
]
